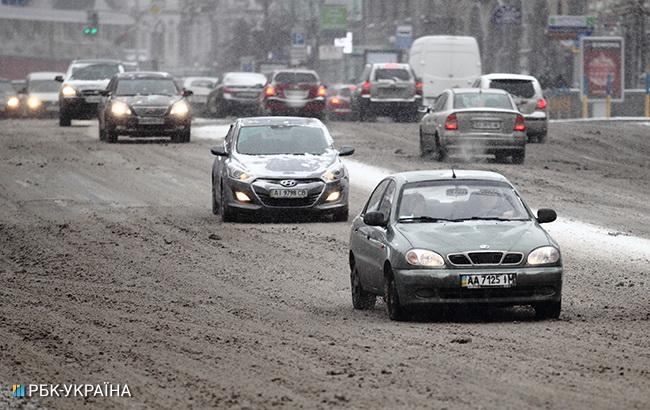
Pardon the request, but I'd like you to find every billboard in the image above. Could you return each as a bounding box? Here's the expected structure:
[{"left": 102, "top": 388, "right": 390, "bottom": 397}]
[{"left": 580, "top": 37, "right": 624, "bottom": 101}]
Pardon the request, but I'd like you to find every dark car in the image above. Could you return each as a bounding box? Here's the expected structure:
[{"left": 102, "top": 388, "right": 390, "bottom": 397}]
[
  {"left": 210, "top": 117, "right": 354, "bottom": 222},
  {"left": 262, "top": 70, "right": 327, "bottom": 118},
  {"left": 349, "top": 170, "right": 563, "bottom": 321},
  {"left": 207, "top": 72, "right": 267, "bottom": 118},
  {"left": 1, "top": 78, "right": 21, "bottom": 118},
  {"left": 97, "top": 72, "right": 192, "bottom": 143},
  {"left": 56, "top": 59, "right": 124, "bottom": 126},
  {"left": 326, "top": 84, "right": 355, "bottom": 121}
]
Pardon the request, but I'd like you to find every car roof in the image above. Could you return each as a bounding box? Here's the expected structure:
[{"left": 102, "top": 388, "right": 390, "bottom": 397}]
[
  {"left": 392, "top": 170, "right": 511, "bottom": 185},
  {"left": 482, "top": 73, "right": 538, "bottom": 82},
  {"left": 272, "top": 69, "right": 317, "bottom": 75},
  {"left": 115, "top": 71, "right": 173, "bottom": 80},
  {"left": 372, "top": 63, "right": 411, "bottom": 69},
  {"left": 449, "top": 88, "right": 510, "bottom": 95},
  {"left": 27, "top": 72, "right": 64, "bottom": 80},
  {"left": 184, "top": 76, "right": 218, "bottom": 82},
  {"left": 237, "top": 116, "right": 323, "bottom": 127},
  {"left": 72, "top": 59, "right": 123, "bottom": 65}
]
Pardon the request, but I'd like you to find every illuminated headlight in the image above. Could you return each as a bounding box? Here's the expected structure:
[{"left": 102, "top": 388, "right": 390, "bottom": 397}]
[
  {"left": 110, "top": 101, "right": 132, "bottom": 116},
  {"left": 325, "top": 191, "right": 341, "bottom": 202},
  {"left": 234, "top": 191, "right": 251, "bottom": 202},
  {"left": 7, "top": 96, "right": 19, "bottom": 108},
  {"left": 61, "top": 85, "right": 77, "bottom": 97},
  {"left": 405, "top": 249, "right": 445, "bottom": 267},
  {"left": 170, "top": 100, "right": 189, "bottom": 116},
  {"left": 227, "top": 165, "right": 253, "bottom": 182},
  {"left": 527, "top": 246, "right": 560, "bottom": 265},
  {"left": 27, "top": 96, "right": 41, "bottom": 109},
  {"left": 322, "top": 165, "right": 345, "bottom": 182}
]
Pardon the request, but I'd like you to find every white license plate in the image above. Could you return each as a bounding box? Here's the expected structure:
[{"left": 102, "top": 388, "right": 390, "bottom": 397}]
[
  {"left": 139, "top": 117, "right": 165, "bottom": 125},
  {"left": 85, "top": 96, "right": 101, "bottom": 103},
  {"left": 237, "top": 92, "right": 258, "bottom": 98},
  {"left": 473, "top": 121, "right": 501, "bottom": 130},
  {"left": 461, "top": 273, "right": 516, "bottom": 288},
  {"left": 285, "top": 90, "right": 308, "bottom": 100},
  {"left": 269, "top": 189, "right": 308, "bottom": 199}
]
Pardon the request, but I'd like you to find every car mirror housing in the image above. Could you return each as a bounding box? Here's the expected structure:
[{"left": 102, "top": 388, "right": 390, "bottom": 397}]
[
  {"left": 182, "top": 89, "right": 193, "bottom": 97},
  {"left": 364, "top": 211, "right": 388, "bottom": 227},
  {"left": 54, "top": 75, "right": 64, "bottom": 82},
  {"left": 537, "top": 208, "right": 557, "bottom": 224},
  {"left": 418, "top": 105, "right": 431, "bottom": 114},
  {"left": 99, "top": 89, "right": 110, "bottom": 96},
  {"left": 210, "top": 146, "right": 228, "bottom": 156},
  {"left": 338, "top": 146, "right": 355, "bottom": 156}
]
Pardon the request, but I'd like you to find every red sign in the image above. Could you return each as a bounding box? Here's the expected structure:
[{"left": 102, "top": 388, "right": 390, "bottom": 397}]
[{"left": 581, "top": 37, "right": 624, "bottom": 101}]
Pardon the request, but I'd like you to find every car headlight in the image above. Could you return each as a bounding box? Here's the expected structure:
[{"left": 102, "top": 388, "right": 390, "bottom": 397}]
[
  {"left": 322, "top": 164, "right": 345, "bottom": 182},
  {"left": 170, "top": 100, "right": 189, "bottom": 116},
  {"left": 7, "top": 96, "right": 19, "bottom": 108},
  {"left": 110, "top": 101, "right": 132, "bottom": 116},
  {"left": 527, "top": 246, "right": 560, "bottom": 265},
  {"left": 227, "top": 164, "right": 253, "bottom": 182},
  {"left": 405, "top": 249, "right": 445, "bottom": 267},
  {"left": 27, "top": 96, "right": 41, "bottom": 109},
  {"left": 61, "top": 84, "right": 77, "bottom": 97}
]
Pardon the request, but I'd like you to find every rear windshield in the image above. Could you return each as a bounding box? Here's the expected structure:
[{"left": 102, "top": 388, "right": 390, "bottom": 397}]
[
  {"left": 223, "top": 73, "right": 267, "bottom": 87},
  {"left": 189, "top": 79, "right": 216, "bottom": 88},
  {"left": 237, "top": 125, "right": 330, "bottom": 155},
  {"left": 453, "top": 93, "right": 513, "bottom": 110},
  {"left": 374, "top": 68, "right": 412, "bottom": 81},
  {"left": 274, "top": 72, "right": 318, "bottom": 84},
  {"left": 336, "top": 87, "right": 352, "bottom": 97},
  {"left": 489, "top": 79, "right": 536, "bottom": 98},
  {"left": 28, "top": 80, "right": 60, "bottom": 93},
  {"left": 115, "top": 79, "right": 178, "bottom": 96},
  {"left": 0, "top": 82, "right": 14, "bottom": 93},
  {"left": 70, "top": 64, "right": 121, "bottom": 81}
]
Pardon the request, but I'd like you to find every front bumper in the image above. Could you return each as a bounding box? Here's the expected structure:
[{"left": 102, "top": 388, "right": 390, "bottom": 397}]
[
  {"left": 525, "top": 117, "right": 548, "bottom": 137},
  {"left": 394, "top": 266, "right": 563, "bottom": 306},
  {"left": 109, "top": 115, "right": 190, "bottom": 136},
  {"left": 442, "top": 131, "right": 526, "bottom": 153},
  {"left": 25, "top": 101, "right": 59, "bottom": 116}
]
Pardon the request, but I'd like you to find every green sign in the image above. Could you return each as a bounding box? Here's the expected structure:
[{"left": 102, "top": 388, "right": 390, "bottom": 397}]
[{"left": 321, "top": 5, "right": 348, "bottom": 31}]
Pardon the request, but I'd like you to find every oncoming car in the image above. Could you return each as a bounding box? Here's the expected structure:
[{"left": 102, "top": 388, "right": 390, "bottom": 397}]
[
  {"left": 98, "top": 72, "right": 192, "bottom": 143},
  {"left": 349, "top": 170, "right": 563, "bottom": 321},
  {"left": 210, "top": 117, "right": 354, "bottom": 222},
  {"left": 23, "top": 72, "right": 64, "bottom": 117}
]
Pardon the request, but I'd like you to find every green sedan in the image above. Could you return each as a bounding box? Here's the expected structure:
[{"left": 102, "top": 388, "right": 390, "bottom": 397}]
[{"left": 348, "top": 170, "right": 562, "bottom": 321}]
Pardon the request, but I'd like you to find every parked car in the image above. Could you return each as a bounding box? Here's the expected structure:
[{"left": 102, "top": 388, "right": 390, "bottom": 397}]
[
  {"left": 419, "top": 88, "right": 527, "bottom": 163},
  {"left": 122, "top": 61, "right": 140, "bottom": 72},
  {"left": 206, "top": 72, "right": 266, "bottom": 118},
  {"left": 349, "top": 169, "right": 563, "bottom": 321},
  {"left": 56, "top": 59, "right": 124, "bottom": 126},
  {"left": 22, "top": 72, "right": 64, "bottom": 117},
  {"left": 351, "top": 63, "right": 422, "bottom": 122},
  {"left": 409, "top": 36, "right": 482, "bottom": 106},
  {"left": 210, "top": 117, "right": 354, "bottom": 222},
  {"left": 183, "top": 76, "right": 218, "bottom": 114},
  {"left": 326, "top": 84, "right": 355, "bottom": 121},
  {"left": 0, "top": 78, "right": 21, "bottom": 118},
  {"left": 474, "top": 74, "right": 548, "bottom": 143},
  {"left": 97, "top": 71, "right": 192, "bottom": 143},
  {"left": 262, "top": 70, "right": 327, "bottom": 118}
]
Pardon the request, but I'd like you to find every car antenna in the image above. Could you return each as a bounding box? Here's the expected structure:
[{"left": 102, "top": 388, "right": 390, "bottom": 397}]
[{"left": 451, "top": 166, "right": 457, "bottom": 179}]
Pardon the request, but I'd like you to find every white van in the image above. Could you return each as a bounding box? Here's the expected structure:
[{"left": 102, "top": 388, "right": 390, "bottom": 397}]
[{"left": 408, "top": 36, "right": 482, "bottom": 106}]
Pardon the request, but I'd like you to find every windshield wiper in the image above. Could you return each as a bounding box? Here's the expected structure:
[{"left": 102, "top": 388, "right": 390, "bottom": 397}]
[
  {"left": 398, "top": 216, "right": 458, "bottom": 223},
  {"left": 455, "top": 217, "right": 527, "bottom": 222}
]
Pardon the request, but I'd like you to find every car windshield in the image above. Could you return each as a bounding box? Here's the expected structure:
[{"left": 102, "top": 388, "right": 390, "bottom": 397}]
[
  {"left": 115, "top": 79, "right": 178, "bottom": 96},
  {"left": 489, "top": 79, "right": 536, "bottom": 98},
  {"left": 0, "top": 82, "right": 13, "bottom": 93},
  {"left": 28, "top": 80, "right": 60, "bottom": 93},
  {"left": 374, "top": 68, "right": 412, "bottom": 81},
  {"left": 237, "top": 125, "right": 330, "bottom": 155},
  {"left": 189, "top": 79, "right": 216, "bottom": 88},
  {"left": 398, "top": 180, "right": 530, "bottom": 222},
  {"left": 274, "top": 72, "right": 318, "bottom": 84},
  {"left": 336, "top": 87, "right": 352, "bottom": 97},
  {"left": 70, "top": 64, "right": 121, "bottom": 80},
  {"left": 453, "top": 93, "right": 513, "bottom": 109},
  {"left": 223, "top": 73, "right": 267, "bottom": 87}
]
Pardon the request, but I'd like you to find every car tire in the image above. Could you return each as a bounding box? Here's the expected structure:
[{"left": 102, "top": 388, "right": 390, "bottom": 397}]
[
  {"left": 332, "top": 206, "right": 349, "bottom": 222},
  {"left": 494, "top": 151, "right": 508, "bottom": 163},
  {"left": 105, "top": 123, "right": 118, "bottom": 143},
  {"left": 419, "top": 129, "right": 434, "bottom": 158},
  {"left": 434, "top": 134, "right": 447, "bottom": 162},
  {"left": 350, "top": 266, "right": 376, "bottom": 310},
  {"left": 220, "top": 184, "right": 236, "bottom": 222},
  {"left": 59, "top": 110, "right": 71, "bottom": 127},
  {"left": 534, "top": 300, "right": 561, "bottom": 319},
  {"left": 211, "top": 181, "right": 219, "bottom": 215},
  {"left": 512, "top": 149, "right": 525, "bottom": 164},
  {"left": 98, "top": 122, "right": 105, "bottom": 141},
  {"left": 384, "top": 272, "right": 409, "bottom": 321},
  {"left": 537, "top": 133, "right": 547, "bottom": 143}
]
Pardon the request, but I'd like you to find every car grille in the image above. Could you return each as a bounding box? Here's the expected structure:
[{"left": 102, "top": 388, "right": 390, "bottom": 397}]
[
  {"left": 447, "top": 252, "right": 523, "bottom": 266},
  {"left": 438, "top": 286, "right": 556, "bottom": 300},
  {"left": 255, "top": 191, "right": 321, "bottom": 207},
  {"left": 80, "top": 89, "right": 101, "bottom": 96},
  {"left": 252, "top": 179, "right": 325, "bottom": 208},
  {"left": 132, "top": 106, "right": 168, "bottom": 117}
]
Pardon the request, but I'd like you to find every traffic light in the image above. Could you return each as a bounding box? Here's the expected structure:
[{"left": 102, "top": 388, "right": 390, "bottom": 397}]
[{"left": 83, "top": 11, "right": 99, "bottom": 36}]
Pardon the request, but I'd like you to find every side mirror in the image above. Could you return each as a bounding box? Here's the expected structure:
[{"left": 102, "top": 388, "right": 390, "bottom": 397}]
[
  {"left": 363, "top": 211, "right": 388, "bottom": 227},
  {"left": 99, "top": 89, "right": 110, "bottom": 96},
  {"left": 537, "top": 208, "right": 557, "bottom": 224},
  {"left": 54, "top": 75, "right": 64, "bottom": 82},
  {"left": 19, "top": 87, "right": 27, "bottom": 94},
  {"left": 338, "top": 146, "right": 354, "bottom": 156},
  {"left": 418, "top": 105, "right": 431, "bottom": 114},
  {"left": 210, "top": 145, "right": 228, "bottom": 156},
  {"left": 182, "top": 89, "right": 193, "bottom": 97}
]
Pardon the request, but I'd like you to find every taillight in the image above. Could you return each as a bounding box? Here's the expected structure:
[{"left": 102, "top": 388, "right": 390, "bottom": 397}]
[
  {"left": 536, "top": 98, "right": 547, "bottom": 110},
  {"left": 361, "top": 81, "right": 370, "bottom": 95},
  {"left": 514, "top": 114, "right": 526, "bottom": 132},
  {"left": 317, "top": 85, "right": 327, "bottom": 97},
  {"left": 444, "top": 113, "right": 458, "bottom": 130},
  {"left": 264, "top": 85, "right": 275, "bottom": 97},
  {"left": 330, "top": 97, "right": 341, "bottom": 105},
  {"left": 415, "top": 81, "right": 423, "bottom": 95},
  {"left": 223, "top": 87, "right": 234, "bottom": 94}
]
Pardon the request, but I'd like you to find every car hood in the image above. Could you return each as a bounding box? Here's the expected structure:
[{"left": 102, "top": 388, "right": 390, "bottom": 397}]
[
  {"left": 65, "top": 79, "right": 111, "bottom": 91},
  {"left": 29, "top": 92, "right": 58, "bottom": 102},
  {"left": 395, "top": 220, "right": 553, "bottom": 254},
  {"left": 234, "top": 151, "right": 338, "bottom": 179},
  {"left": 115, "top": 95, "right": 182, "bottom": 107}
]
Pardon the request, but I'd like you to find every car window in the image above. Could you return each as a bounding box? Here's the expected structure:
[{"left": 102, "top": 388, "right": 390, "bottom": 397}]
[
  {"left": 359, "top": 65, "right": 371, "bottom": 82},
  {"left": 453, "top": 93, "right": 513, "bottom": 109},
  {"left": 190, "top": 79, "right": 216, "bottom": 88},
  {"left": 0, "top": 82, "right": 16, "bottom": 93},
  {"left": 28, "top": 80, "right": 60, "bottom": 93},
  {"left": 337, "top": 87, "right": 352, "bottom": 97},
  {"left": 378, "top": 181, "right": 396, "bottom": 216},
  {"left": 236, "top": 124, "right": 331, "bottom": 155},
  {"left": 70, "top": 64, "right": 121, "bottom": 80},
  {"left": 434, "top": 93, "right": 448, "bottom": 111},
  {"left": 364, "top": 180, "right": 390, "bottom": 214},
  {"left": 223, "top": 73, "right": 267, "bottom": 87},
  {"left": 373, "top": 68, "right": 412, "bottom": 81},
  {"left": 274, "top": 72, "right": 318, "bottom": 84},
  {"left": 115, "top": 79, "right": 179, "bottom": 96},
  {"left": 489, "top": 79, "right": 536, "bottom": 98}
]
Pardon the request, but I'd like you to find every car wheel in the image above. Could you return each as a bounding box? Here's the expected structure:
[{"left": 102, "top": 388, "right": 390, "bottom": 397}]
[
  {"left": 220, "top": 184, "right": 236, "bottom": 222},
  {"left": 59, "top": 110, "right": 71, "bottom": 127},
  {"left": 105, "top": 123, "right": 118, "bottom": 143},
  {"left": 332, "top": 206, "right": 349, "bottom": 222},
  {"left": 434, "top": 134, "right": 447, "bottom": 162},
  {"left": 537, "top": 133, "right": 547, "bottom": 143},
  {"left": 534, "top": 300, "right": 561, "bottom": 320},
  {"left": 98, "top": 123, "right": 106, "bottom": 141},
  {"left": 494, "top": 151, "right": 508, "bottom": 163},
  {"left": 384, "top": 272, "right": 409, "bottom": 321},
  {"left": 350, "top": 266, "right": 376, "bottom": 310},
  {"left": 211, "top": 181, "right": 219, "bottom": 215},
  {"left": 512, "top": 149, "right": 525, "bottom": 164},
  {"left": 419, "top": 129, "right": 434, "bottom": 158}
]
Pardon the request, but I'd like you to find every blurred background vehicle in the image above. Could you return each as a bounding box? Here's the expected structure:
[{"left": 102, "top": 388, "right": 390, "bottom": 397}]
[
  {"left": 183, "top": 76, "right": 218, "bottom": 115},
  {"left": 1, "top": 78, "right": 22, "bottom": 118},
  {"left": 23, "top": 72, "right": 64, "bottom": 117},
  {"left": 474, "top": 74, "right": 548, "bottom": 143},
  {"left": 326, "top": 84, "right": 355, "bottom": 121},
  {"left": 351, "top": 63, "right": 422, "bottom": 122},
  {"left": 121, "top": 61, "right": 140, "bottom": 72},
  {"left": 262, "top": 69, "right": 326, "bottom": 119},
  {"left": 56, "top": 59, "right": 124, "bottom": 127},
  {"left": 98, "top": 71, "right": 192, "bottom": 143},
  {"left": 206, "top": 72, "right": 266, "bottom": 118}
]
